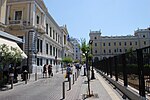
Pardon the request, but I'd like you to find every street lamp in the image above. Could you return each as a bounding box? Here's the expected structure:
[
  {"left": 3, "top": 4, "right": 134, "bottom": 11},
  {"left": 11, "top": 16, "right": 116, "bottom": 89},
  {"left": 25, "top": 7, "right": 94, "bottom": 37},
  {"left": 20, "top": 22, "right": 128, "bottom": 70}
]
[{"left": 89, "top": 40, "right": 95, "bottom": 80}]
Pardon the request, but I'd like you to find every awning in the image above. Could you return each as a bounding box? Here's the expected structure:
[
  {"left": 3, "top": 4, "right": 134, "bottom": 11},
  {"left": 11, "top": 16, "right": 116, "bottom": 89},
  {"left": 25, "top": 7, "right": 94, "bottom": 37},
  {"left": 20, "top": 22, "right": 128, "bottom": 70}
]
[{"left": 0, "top": 37, "right": 27, "bottom": 59}]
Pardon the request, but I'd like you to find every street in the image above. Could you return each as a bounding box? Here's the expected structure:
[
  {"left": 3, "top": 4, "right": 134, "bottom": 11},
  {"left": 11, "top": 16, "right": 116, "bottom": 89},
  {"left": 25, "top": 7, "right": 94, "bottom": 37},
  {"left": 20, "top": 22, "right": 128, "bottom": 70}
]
[{"left": 0, "top": 71, "right": 65, "bottom": 100}]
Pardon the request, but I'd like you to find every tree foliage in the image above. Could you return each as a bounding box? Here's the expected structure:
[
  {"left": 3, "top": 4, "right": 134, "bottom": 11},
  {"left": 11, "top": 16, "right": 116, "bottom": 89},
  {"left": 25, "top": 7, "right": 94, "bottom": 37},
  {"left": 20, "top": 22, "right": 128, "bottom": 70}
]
[
  {"left": 0, "top": 44, "right": 23, "bottom": 69},
  {"left": 62, "top": 57, "right": 73, "bottom": 64}
]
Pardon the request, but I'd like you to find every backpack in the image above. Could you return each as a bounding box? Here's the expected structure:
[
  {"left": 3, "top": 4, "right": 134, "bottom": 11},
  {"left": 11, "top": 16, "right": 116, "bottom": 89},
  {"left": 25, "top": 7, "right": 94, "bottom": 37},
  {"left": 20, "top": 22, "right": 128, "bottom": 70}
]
[{"left": 67, "top": 67, "right": 72, "bottom": 74}]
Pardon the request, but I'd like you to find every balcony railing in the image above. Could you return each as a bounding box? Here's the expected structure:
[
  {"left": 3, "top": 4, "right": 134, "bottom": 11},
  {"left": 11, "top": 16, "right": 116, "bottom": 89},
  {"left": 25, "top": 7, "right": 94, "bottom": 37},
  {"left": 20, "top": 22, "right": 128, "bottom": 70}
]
[{"left": 9, "top": 20, "right": 29, "bottom": 26}]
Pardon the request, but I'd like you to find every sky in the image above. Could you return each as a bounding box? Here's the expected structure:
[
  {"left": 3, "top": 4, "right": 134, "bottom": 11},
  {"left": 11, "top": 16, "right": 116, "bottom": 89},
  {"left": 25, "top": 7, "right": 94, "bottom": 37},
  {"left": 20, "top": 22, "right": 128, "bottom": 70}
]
[{"left": 43, "top": 0, "right": 150, "bottom": 42}]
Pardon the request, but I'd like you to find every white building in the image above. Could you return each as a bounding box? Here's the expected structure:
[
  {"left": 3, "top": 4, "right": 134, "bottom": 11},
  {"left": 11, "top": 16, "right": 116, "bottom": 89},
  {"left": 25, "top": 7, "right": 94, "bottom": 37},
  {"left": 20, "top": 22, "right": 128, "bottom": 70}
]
[
  {"left": 89, "top": 28, "right": 150, "bottom": 61},
  {"left": 4, "top": 0, "right": 63, "bottom": 73},
  {"left": 70, "top": 38, "right": 81, "bottom": 62}
]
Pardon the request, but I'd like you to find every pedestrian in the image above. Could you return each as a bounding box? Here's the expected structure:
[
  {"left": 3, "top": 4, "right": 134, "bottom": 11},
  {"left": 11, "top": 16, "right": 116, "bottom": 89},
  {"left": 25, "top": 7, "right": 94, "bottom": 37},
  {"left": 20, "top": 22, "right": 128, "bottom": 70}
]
[
  {"left": 48, "top": 64, "right": 53, "bottom": 78},
  {"left": 66, "top": 64, "right": 72, "bottom": 81},
  {"left": 43, "top": 64, "right": 47, "bottom": 78}
]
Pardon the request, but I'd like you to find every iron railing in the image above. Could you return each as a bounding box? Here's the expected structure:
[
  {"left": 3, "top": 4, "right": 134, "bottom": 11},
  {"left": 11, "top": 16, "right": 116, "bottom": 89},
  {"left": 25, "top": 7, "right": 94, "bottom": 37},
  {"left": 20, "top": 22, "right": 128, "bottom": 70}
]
[{"left": 94, "top": 46, "right": 150, "bottom": 98}]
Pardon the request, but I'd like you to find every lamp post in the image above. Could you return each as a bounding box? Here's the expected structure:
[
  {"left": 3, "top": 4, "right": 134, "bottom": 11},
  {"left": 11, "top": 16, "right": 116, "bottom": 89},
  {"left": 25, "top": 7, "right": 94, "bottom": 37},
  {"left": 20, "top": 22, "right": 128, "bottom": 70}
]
[{"left": 89, "top": 40, "right": 95, "bottom": 80}]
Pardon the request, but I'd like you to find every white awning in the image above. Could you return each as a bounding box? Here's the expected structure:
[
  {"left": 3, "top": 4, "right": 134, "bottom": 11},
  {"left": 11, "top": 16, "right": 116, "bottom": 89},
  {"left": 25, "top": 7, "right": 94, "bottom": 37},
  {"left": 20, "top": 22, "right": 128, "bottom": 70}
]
[{"left": 0, "top": 37, "right": 27, "bottom": 59}]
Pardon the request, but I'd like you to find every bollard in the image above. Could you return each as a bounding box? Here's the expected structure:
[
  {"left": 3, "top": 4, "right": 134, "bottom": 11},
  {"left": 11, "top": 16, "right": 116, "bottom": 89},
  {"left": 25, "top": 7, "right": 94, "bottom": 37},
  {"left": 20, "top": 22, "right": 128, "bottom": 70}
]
[
  {"left": 24, "top": 70, "right": 28, "bottom": 84},
  {"left": 62, "top": 81, "right": 65, "bottom": 99},
  {"left": 10, "top": 73, "right": 14, "bottom": 89},
  {"left": 35, "top": 73, "right": 37, "bottom": 81},
  {"left": 25, "top": 73, "right": 27, "bottom": 84},
  {"left": 75, "top": 72, "right": 77, "bottom": 81},
  {"left": 73, "top": 74, "right": 74, "bottom": 85},
  {"left": 69, "top": 77, "right": 71, "bottom": 90}
]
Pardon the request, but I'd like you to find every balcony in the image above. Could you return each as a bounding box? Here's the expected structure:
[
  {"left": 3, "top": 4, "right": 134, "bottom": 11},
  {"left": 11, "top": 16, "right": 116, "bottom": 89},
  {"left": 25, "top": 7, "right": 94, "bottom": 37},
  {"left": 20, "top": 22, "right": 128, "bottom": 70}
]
[
  {"left": 8, "top": 20, "right": 29, "bottom": 29},
  {"left": 35, "top": 24, "right": 46, "bottom": 34}
]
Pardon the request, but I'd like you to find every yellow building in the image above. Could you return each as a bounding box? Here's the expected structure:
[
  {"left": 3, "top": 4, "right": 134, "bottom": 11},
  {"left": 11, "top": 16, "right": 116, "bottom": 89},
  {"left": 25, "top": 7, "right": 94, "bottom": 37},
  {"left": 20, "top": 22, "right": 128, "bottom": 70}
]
[
  {"left": 5, "top": 0, "right": 64, "bottom": 73},
  {"left": 89, "top": 28, "right": 150, "bottom": 61},
  {"left": 0, "top": 0, "right": 7, "bottom": 30}
]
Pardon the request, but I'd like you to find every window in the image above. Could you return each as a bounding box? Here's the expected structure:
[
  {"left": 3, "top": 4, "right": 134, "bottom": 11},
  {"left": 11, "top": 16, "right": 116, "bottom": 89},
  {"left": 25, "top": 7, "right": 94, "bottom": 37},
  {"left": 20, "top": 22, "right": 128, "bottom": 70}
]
[
  {"left": 15, "top": 11, "right": 22, "bottom": 20},
  {"left": 104, "top": 50, "right": 106, "bottom": 53},
  {"left": 37, "top": 58, "right": 39, "bottom": 66},
  {"left": 40, "top": 58, "right": 43, "bottom": 66},
  {"left": 40, "top": 40, "right": 43, "bottom": 53},
  {"left": 64, "top": 35, "right": 66, "bottom": 44},
  {"left": 125, "top": 49, "right": 127, "bottom": 52},
  {"left": 120, "top": 49, "right": 122, "bottom": 52},
  {"left": 37, "top": 15, "right": 39, "bottom": 24},
  {"left": 50, "top": 59, "right": 52, "bottom": 64},
  {"left": 103, "top": 43, "right": 105, "bottom": 46},
  {"left": 46, "top": 43, "right": 48, "bottom": 54},
  {"left": 46, "top": 59, "right": 48, "bottom": 65},
  {"left": 144, "top": 41, "right": 146, "bottom": 45},
  {"left": 143, "top": 35, "right": 145, "bottom": 38},
  {"left": 56, "top": 48, "right": 58, "bottom": 57},
  {"left": 108, "top": 43, "right": 111, "bottom": 46},
  {"left": 53, "top": 30, "right": 55, "bottom": 39},
  {"left": 135, "top": 41, "right": 137, "bottom": 45},
  {"left": 46, "top": 24, "right": 48, "bottom": 34},
  {"left": 119, "top": 42, "right": 121, "bottom": 46},
  {"left": 95, "top": 50, "right": 97, "bottom": 53},
  {"left": 95, "top": 43, "right": 97, "bottom": 46},
  {"left": 53, "top": 47, "right": 55, "bottom": 56},
  {"left": 56, "top": 33, "right": 58, "bottom": 41},
  {"left": 50, "top": 27, "right": 52, "bottom": 37},
  {"left": 114, "top": 49, "right": 116, "bottom": 53},
  {"left": 94, "top": 37, "right": 97, "bottom": 39},
  {"left": 50, "top": 45, "right": 52, "bottom": 55},
  {"left": 124, "top": 42, "right": 126, "bottom": 46},
  {"left": 109, "top": 49, "right": 111, "bottom": 53},
  {"left": 130, "top": 42, "right": 132, "bottom": 45},
  {"left": 37, "top": 39, "right": 39, "bottom": 52},
  {"left": 58, "top": 35, "right": 60, "bottom": 43},
  {"left": 114, "top": 42, "right": 116, "bottom": 46}
]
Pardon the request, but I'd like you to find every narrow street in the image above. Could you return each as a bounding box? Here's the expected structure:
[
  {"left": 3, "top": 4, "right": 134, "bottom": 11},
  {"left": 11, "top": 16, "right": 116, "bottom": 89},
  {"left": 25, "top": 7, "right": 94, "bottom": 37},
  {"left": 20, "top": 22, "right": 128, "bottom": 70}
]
[{"left": 0, "top": 71, "right": 65, "bottom": 100}]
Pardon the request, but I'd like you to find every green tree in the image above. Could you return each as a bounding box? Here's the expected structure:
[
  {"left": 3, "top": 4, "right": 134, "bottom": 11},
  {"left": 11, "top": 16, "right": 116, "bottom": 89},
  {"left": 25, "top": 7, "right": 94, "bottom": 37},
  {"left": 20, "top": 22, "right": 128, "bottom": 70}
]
[
  {"left": 62, "top": 57, "right": 73, "bottom": 64},
  {"left": 0, "top": 44, "right": 23, "bottom": 82},
  {"left": 80, "top": 38, "right": 91, "bottom": 96}
]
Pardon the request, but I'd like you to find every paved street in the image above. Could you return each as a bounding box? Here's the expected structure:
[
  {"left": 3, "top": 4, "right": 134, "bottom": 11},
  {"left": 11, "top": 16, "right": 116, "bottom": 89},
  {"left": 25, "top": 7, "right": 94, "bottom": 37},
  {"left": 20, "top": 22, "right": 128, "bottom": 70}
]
[
  {"left": 0, "top": 67, "right": 122, "bottom": 100},
  {"left": 0, "top": 68, "right": 65, "bottom": 100}
]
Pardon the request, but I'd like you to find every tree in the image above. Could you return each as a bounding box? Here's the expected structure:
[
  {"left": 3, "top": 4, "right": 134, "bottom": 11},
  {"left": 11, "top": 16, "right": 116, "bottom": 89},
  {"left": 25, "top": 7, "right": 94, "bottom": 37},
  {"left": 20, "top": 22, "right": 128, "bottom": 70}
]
[
  {"left": 0, "top": 44, "right": 23, "bottom": 83},
  {"left": 62, "top": 57, "right": 73, "bottom": 64},
  {"left": 80, "top": 38, "right": 91, "bottom": 96}
]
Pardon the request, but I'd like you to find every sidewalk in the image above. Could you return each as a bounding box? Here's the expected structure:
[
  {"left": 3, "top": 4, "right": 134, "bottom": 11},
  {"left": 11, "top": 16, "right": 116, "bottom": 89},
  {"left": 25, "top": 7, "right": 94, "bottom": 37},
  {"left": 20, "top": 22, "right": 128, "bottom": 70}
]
[{"left": 64, "top": 67, "right": 122, "bottom": 100}]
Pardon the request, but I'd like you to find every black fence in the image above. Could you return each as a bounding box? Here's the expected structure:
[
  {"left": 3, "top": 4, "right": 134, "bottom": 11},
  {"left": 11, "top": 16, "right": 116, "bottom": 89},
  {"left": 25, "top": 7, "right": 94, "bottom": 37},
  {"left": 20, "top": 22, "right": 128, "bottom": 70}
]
[{"left": 94, "top": 46, "right": 150, "bottom": 98}]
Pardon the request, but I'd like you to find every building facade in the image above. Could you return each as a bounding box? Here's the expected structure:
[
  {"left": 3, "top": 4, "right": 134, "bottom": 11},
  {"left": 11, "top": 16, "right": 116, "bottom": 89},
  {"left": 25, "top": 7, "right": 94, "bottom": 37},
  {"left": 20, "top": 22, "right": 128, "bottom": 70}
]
[
  {"left": 60, "top": 25, "right": 74, "bottom": 60},
  {"left": 70, "top": 38, "right": 81, "bottom": 62},
  {"left": 0, "top": 0, "right": 7, "bottom": 31},
  {"left": 89, "top": 28, "right": 150, "bottom": 61},
  {"left": 5, "top": 0, "right": 64, "bottom": 73}
]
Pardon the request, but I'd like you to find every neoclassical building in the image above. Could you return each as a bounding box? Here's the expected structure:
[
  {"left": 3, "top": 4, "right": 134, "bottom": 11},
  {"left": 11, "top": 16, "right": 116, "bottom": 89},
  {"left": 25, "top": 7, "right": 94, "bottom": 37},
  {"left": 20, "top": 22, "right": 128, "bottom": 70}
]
[
  {"left": 89, "top": 28, "right": 150, "bottom": 61},
  {"left": 0, "top": 0, "right": 7, "bottom": 31},
  {"left": 4, "top": 0, "right": 66, "bottom": 73}
]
